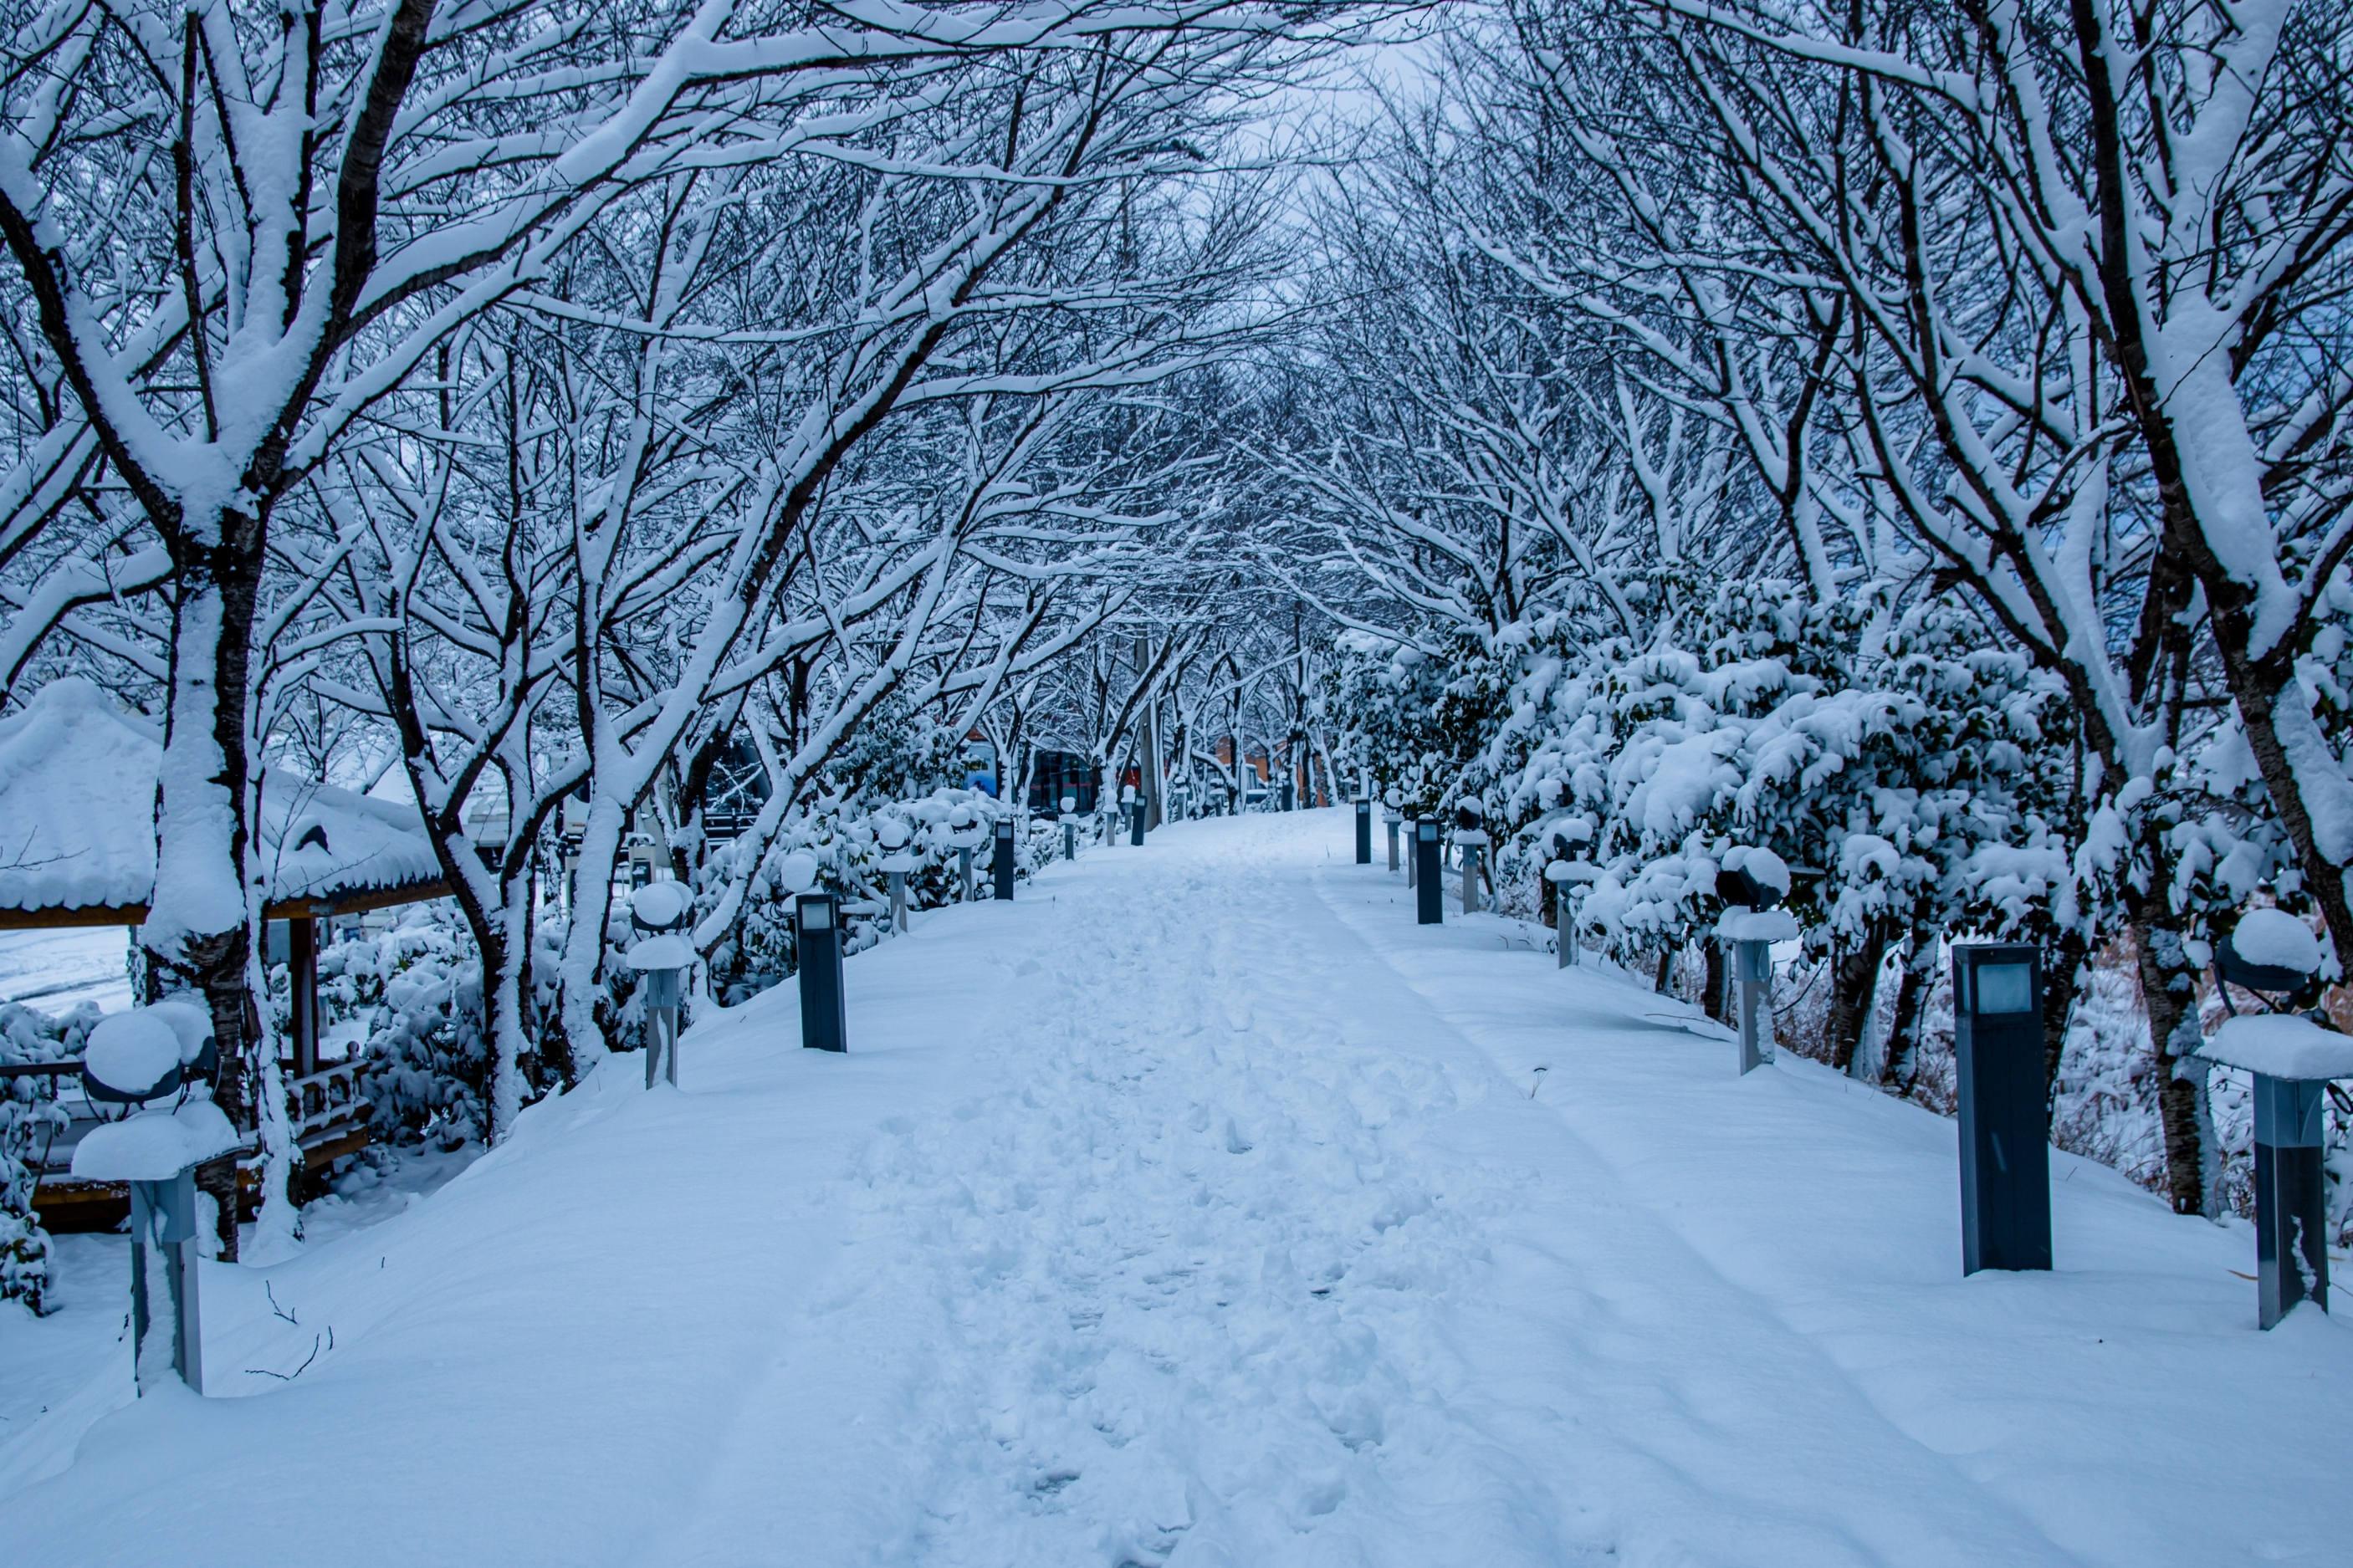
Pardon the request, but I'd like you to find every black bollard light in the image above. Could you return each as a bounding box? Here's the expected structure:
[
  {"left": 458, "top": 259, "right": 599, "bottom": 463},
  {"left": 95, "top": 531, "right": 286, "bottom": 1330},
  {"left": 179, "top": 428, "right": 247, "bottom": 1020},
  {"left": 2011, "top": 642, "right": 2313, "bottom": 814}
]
[
  {"left": 1061, "top": 793, "right": 1078, "bottom": 861},
  {"left": 2256, "top": 1071, "right": 2329, "bottom": 1326},
  {"left": 796, "top": 892, "right": 847, "bottom": 1052},
  {"left": 1414, "top": 819, "right": 1443, "bottom": 925},
  {"left": 993, "top": 819, "right": 1016, "bottom": 899},
  {"left": 1952, "top": 943, "right": 2050, "bottom": 1274},
  {"left": 1354, "top": 798, "right": 1372, "bottom": 863},
  {"left": 1130, "top": 801, "right": 1145, "bottom": 846}
]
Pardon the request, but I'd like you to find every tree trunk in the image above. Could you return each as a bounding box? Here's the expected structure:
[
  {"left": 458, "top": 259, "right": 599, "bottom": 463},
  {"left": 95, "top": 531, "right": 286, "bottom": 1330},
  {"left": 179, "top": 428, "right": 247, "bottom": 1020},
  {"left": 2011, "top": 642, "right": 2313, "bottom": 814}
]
[
  {"left": 2042, "top": 927, "right": 2090, "bottom": 1126},
  {"left": 1654, "top": 946, "right": 1674, "bottom": 994},
  {"left": 1879, "top": 937, "right": 1936, "bottom": 1096},
  {"left": 2124, "top": 885, "right": 2212, "bottom": 1215},
  {"left": 149, "top": 551, "right": 264, "bottom": 1262},
  {"left": 1826, "top": 922, "right": 1892, "bottom": 1073}
]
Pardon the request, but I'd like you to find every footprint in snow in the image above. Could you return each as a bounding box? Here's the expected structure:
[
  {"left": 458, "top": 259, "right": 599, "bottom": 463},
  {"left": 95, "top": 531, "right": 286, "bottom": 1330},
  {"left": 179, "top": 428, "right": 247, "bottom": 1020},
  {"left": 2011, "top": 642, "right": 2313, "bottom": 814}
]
[{"left": 1222, "top": 997, "right": 1252, "bottom": 1031}]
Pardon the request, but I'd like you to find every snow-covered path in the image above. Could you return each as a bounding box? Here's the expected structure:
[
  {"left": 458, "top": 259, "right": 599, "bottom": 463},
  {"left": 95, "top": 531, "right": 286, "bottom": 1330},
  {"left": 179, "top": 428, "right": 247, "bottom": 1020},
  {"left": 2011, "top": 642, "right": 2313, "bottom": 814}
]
[{"left": 6, "top": 812, "right": 2347, "bottom": 1565}]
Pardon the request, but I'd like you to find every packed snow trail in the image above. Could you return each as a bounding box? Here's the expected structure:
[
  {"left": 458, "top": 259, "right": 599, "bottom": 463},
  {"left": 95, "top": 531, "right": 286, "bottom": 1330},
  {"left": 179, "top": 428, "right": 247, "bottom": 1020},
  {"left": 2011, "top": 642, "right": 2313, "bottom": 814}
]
[{"left": 5, "top": 812, "right": 2347, "bottom": 1565}]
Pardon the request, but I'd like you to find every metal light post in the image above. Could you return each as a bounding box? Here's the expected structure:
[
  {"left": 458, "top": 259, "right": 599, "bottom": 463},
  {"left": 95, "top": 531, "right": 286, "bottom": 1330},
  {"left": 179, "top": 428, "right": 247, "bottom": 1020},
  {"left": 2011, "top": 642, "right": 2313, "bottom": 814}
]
[
  {"left": 624, "top": 881, "right": 695, "bottom": 1088},
  {"left": 1125, "top": 783, "right": 1144, "bottom": 846},
  {"left": 2197, "top": 914, "right": 2350, "bottom": 1326},
  {"left": 993, "top": 819, "right": 1016, "bottom": 899},
  {"left": 1952, "top": 943, "right": 2050, "bottom": 1274},
  {"left": 2252, "top": 1060, "right": 2330, "bottom": 1326},
  {"left": 1414, "top": 819, "right": 1443, "bottom": 924},
  {"left": 1547, "top": 860, "right": 1594, "bottom": 968},
  {"left": 795, "top": 891, "right": 847, "bottom": 1052},
  {"left": 1383, "top": 791, "right": 1402, "bottom": 873},
  {"left": 876, "top": 816, "right": 913, "bottom": 934},
  {"left": 1455, "top": 804, "right": 1487, "bottom": 915},
  {"left": 74, "top": 1003, "right": 233, "bottom": 1396},
  {"left": 1354, "top": 797, "right": 1373, "bottom": 864},
  {"left": 1061, "top": 794, "right": 1078, "bottom": 861},
  {"left": 1715, "top": 855, "right": 1791, "bottom": 1076},
  {"left": 947, "top": 803, "right": 980, "bottom": 901}
]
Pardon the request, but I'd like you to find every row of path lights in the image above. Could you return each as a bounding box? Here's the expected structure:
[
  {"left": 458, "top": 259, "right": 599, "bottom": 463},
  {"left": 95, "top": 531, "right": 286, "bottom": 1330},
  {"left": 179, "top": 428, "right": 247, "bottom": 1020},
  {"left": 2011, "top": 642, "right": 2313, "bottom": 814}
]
[
  {"left": 1376, "top": 798, "right": 2353, "bottom": 1323},
  {"left": 74, "top": 1001, "right": 233, "bottom": 1396},
  {"left": 795, "top": 797, "right": 1048, "bottom": 1057},
  {"left": 623, "top": 882, "right": 695, "bottom": 1088}
]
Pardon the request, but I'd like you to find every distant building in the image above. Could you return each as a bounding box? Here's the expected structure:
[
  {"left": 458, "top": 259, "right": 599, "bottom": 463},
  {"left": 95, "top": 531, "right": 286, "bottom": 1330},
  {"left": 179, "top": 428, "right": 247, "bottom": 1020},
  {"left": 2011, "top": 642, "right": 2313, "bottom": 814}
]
[{"left": 1026, "top": 750, "right": 1097, "bottom": 813}]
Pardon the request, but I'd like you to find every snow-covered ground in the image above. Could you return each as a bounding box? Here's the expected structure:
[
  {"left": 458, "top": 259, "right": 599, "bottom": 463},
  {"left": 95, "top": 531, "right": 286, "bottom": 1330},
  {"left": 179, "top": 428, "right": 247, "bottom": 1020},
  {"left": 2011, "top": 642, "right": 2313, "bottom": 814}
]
[
  {"left": 0, "top": 926, "right": 131, "bottom": 1014},
  {"left": 3, "top": 811, "right": 2345, "bottom": 1565}
]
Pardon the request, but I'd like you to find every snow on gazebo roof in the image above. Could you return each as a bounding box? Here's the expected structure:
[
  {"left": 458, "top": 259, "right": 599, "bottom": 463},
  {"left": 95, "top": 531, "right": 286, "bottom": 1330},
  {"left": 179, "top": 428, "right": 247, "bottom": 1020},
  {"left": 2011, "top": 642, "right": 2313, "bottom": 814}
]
[{"left": 0, "top": 677, "right": 448, "bottom": 927}]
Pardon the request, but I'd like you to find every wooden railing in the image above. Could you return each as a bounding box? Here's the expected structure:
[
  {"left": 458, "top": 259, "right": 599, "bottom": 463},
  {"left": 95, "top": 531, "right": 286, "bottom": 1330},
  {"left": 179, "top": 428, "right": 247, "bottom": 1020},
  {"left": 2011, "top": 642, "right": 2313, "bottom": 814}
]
[
  {"left": 24, "top": 1055, "right": 372, "bottom": 1225},
  {"left": 286, "top": 1059, "right": 367, "bottom": 1149}
]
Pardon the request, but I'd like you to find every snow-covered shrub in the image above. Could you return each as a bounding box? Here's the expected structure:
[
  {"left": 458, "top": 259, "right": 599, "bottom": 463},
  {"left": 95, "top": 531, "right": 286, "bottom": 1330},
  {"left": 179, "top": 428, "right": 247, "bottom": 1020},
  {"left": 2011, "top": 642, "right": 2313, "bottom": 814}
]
[
  {"left": 308, "top": 907, "right": 491, "bottom": 1149},
  {"left": 699, "top": 786, "right": 1014, "bottom": 1003},
  {"left": 1328, "top": 626, "right": 1510, "bottom": 816},
  {"left": 0, "top": 1000, "right": 100, "bottom": 1313}
]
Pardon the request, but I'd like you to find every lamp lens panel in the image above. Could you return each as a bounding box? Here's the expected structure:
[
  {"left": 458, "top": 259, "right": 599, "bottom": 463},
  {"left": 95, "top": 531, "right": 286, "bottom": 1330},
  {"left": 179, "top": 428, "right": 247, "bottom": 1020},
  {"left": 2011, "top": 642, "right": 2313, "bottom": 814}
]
[{"left": 1975, "top": 962, "right": 2033, "bottom": 1015}]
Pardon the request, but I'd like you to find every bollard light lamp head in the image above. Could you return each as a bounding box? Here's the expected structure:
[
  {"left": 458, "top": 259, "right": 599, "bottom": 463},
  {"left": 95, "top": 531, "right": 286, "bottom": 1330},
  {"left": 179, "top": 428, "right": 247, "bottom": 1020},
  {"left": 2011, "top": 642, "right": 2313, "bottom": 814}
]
[
  {"left": 146, "top": 999, "right": 217, "bottom": 1077},
  {"left": 630, "top": 879, "right": 693, "bottom": 933},
  {"left": 796, "top": 891, "right": 838, "bottom": 932},
  {"left": 876, "top": 815, "right": 910, "bottom": 851},
  {"left": 2217, "top": 907, "right": 2325, "bottom": 1000},
  {"left": 1061, "top": 794, "right": 1077, "bottom": 814},
  {"left": 82, "top": 1011, "right": 188, "bottom": 1104},
  {"left": 1716, "top": 845, "right": 1791, "bottom": 912},
  {"left": 1953, "top": 942, "right": 2039, "bottom": 1018},
  {"left": 776, "top": 850, "right": 820, "bottom": 895}
]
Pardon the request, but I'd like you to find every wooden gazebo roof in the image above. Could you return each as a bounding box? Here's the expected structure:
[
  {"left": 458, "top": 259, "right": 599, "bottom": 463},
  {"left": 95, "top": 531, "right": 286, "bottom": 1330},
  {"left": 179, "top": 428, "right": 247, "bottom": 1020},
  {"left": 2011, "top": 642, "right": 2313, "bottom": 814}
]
[{"left": 0, "top": 678, "right": 448, "bottom": 930}]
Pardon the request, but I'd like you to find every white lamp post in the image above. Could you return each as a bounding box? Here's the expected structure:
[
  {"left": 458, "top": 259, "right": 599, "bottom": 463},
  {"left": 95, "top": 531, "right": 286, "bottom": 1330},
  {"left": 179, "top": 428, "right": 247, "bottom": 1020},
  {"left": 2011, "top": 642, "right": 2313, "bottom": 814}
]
[
  {"left": 876, "top": 815, "right": 913, "bottom": 932},
  {"left": 74, "top": 1001, "right": 236, "bottom": 1396},
  {"left": 621, "top": 881, "right": 694, "bottom": 1088}
]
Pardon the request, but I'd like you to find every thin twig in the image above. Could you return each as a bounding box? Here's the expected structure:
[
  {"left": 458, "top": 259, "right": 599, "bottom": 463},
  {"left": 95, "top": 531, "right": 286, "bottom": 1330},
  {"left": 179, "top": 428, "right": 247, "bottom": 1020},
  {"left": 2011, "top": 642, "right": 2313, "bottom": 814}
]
[{"left": 245, "top": 1326, "right": 331, "bottom": 1381}]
